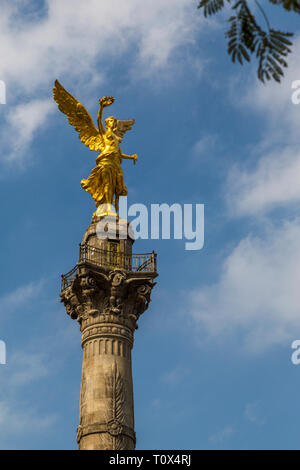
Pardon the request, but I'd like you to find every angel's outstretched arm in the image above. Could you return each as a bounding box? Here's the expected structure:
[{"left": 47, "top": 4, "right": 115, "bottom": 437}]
[{"left": 121, "top": 153, "right": 138, "bottom": 164}]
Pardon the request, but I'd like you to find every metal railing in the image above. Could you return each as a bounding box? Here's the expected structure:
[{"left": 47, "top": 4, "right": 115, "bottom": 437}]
[
  {"left": 61, "top": 265, "right": 78, "bottom": 291},
  {"left": 61, "top": 243, "right": 157, "bottom": 292},
  {"left": 79, "top": 243, "right": 157, "bottom": 273}
]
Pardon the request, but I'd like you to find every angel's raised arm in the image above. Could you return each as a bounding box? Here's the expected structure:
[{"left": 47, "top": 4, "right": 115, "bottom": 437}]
[
  {"left": 97, "top": 101, "right": 105, "bottom": 135},
  {"left": 97, "top": 96, "right": 115, "bottom": 135}
]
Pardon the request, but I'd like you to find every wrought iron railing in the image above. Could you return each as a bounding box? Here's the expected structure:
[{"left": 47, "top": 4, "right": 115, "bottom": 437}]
[
  {"left": 61, "top": 243, "right": 157, "bottom": 292},
  {"left": 79, "top": 243, "right": 157, "bottom": 273},
  {"left": 61, "top": 265, "right": 78, "bottom": 291}
]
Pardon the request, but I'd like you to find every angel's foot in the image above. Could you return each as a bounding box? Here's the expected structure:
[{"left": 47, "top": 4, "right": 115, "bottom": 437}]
[{"left": 94, "top": 203, "right": 117, "bottom": 219}]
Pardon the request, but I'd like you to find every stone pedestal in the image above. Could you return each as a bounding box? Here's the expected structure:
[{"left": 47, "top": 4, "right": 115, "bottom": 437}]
[{"left": 60, "top": 217, "right": 157, "bottom": 450}]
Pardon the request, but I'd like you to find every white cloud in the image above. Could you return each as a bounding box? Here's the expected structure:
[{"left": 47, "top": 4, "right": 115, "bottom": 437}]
[
  {"left": 244, "top": 401, "right": 265, "bottom": 425},
  {"left": 0, "top": 0, "right": 205, "bottom": 165},
  {"left": 7, "top": 352, "right": 49, "bottom": 386},
  {"left": 0, "top": 280, "right": 77, "bottom": 447},
  {"left": 3, "top": 99, "right": 55, "bottom": 162},
  {"left": 226, "top": 35, "right": 300, "bottom": 216},
  {"left": 0, "top": 349, "right": 56, "bottom": 444},
  {"left": 209, "top": 426, "right": 234, "bottom": 445},
  {"left": 0, "top": 280, "right": 44, "bottom": 315},
  {"left": 227, "top": 145, "right": 300, "bottom": 216},
  {"left": 206, "top": 36, "right": 300, "bottom": 353},
  {"left": 161, "top": 364, "right": 190, "bottom": 385},
  {"left": 192, "top": 134, "right": 218, "bottom": 159},
  {"left": 0, "top": 400, "right": 57, "bottom": 438},
  {"left": 243, "top": 36, "right": 300, "bottom": 140},
  {"left": 188, "top": 219, "right": 300, "bottom": 352},
  {"left": 136, "top": 2, "right": 196, "bottom": 69}
]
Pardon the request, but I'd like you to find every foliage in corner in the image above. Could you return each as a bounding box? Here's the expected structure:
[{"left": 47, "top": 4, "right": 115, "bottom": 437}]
[{"left": 198, "top": 0, "right": 300, "bottom": 82}]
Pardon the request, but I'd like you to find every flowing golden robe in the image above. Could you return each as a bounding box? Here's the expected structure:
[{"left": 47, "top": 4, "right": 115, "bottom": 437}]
[{"left": 81, "top": 130, "right": 128, "bottom": 208}]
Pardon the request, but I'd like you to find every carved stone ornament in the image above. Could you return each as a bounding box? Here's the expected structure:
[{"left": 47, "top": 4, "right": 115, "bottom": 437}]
[
  {"left": 60, "top": 264, "right": 156, "bottom": 330},
  {"left": 107, "top": 419, "right": 123, "bottom": 436}
]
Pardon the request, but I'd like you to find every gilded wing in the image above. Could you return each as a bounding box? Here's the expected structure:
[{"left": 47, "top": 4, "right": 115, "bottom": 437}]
[
  {"left": 114, "top": 119, "right": 135, "bottom": 142},
  {"left": 53, "top": 80, "right": 104, "bottom": 151}
]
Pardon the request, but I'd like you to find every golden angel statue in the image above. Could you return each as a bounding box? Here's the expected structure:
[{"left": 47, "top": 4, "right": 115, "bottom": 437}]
[{"left": 53, "top": 80, "right": 137, "bottom": 218}]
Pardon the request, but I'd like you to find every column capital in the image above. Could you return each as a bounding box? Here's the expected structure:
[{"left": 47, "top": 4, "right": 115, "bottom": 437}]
[{"left": 60, "top": 263, "right": 157, "bottom": 332}]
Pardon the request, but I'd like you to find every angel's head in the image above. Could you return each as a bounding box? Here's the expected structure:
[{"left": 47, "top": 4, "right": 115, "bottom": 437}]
[{"left": 105, "top": 116, "right": 117, "bottom": 130}]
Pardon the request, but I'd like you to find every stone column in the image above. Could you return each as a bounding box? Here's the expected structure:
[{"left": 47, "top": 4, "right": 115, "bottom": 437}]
[{"left": 60, "top": 217, "right": 157, "bottom": 450}]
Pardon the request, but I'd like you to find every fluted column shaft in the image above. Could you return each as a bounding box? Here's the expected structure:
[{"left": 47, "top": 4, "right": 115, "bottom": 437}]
[{"left": 78, "top": 315, "right": 135, "bottom": 450}]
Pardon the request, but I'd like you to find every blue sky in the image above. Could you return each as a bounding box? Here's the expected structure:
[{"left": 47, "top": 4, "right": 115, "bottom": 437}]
[{"left": 1, "top": 0, "right": 300, "bottom": 449}]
